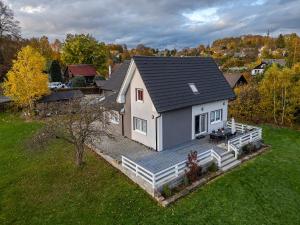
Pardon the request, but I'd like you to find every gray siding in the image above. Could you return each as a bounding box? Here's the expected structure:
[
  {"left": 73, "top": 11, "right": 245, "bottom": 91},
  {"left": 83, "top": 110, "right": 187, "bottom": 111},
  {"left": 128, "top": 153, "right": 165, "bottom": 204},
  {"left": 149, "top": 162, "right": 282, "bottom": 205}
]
[
  {"left": 162, "top": 107, "right": 192, "bottom": 149},
  {"left": 123, "top": 84, "right": 131, "bottom": 138}
]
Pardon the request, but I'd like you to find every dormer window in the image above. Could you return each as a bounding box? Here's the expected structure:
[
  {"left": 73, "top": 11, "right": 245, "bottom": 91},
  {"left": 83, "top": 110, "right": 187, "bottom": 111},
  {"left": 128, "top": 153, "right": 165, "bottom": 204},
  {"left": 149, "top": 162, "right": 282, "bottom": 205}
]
[
  {"left": 189, "top": 83, "right": 199, "bottom": 94},
  {"left": 136, "top": 88, "right": 144, "bottom": 102}
]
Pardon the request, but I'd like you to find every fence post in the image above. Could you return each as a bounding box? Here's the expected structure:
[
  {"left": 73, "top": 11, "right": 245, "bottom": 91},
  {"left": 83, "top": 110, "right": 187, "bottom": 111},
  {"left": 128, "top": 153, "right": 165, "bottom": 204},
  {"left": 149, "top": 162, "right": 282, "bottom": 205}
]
[
  {"left": 175, "top": 165, "right": 179, "bottom": 177},
  {"left": 135, "top": 165, "right": 138, "bottom": 177},
  {"left": 152, "top": 175, "right": 155, "bottom": 188}
]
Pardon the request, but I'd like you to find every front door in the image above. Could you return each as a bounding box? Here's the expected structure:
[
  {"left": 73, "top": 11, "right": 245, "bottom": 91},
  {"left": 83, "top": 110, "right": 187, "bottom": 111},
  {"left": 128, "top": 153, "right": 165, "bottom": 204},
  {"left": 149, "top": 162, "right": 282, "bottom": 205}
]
[{"left": 195, "top": 113, "right": 208, "bottom": 136}]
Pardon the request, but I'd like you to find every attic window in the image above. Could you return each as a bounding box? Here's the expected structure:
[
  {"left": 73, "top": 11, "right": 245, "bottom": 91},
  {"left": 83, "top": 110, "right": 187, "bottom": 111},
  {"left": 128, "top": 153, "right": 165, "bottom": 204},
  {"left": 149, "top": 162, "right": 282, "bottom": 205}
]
[{"left": 189, "top": 83, "right": 199, "bottom": 94}]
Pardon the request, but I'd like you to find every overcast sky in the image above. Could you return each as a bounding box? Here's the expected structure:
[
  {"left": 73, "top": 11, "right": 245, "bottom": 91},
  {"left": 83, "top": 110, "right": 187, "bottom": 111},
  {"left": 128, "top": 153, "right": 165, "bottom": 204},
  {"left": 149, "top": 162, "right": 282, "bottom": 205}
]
[{"left": 4, "top": 0, "right": 300, "bottom": 49}]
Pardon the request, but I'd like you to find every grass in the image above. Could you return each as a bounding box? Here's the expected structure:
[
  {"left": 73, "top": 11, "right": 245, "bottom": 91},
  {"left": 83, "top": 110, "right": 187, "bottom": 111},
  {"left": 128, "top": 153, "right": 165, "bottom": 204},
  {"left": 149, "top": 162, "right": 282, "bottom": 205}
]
[{"left": 0, "top": 113, "right": 300, "bottom": 225}]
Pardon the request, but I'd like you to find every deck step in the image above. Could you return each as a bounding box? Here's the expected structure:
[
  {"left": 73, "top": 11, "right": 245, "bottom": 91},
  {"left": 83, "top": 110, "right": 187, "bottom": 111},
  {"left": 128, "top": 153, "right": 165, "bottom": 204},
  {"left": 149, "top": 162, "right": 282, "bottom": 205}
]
[
  {"left": 221, "top": 160, "right": 241, "bottom": 172},
  {"left": 221, "top": 150, "right": 235, "bottom": 157},
  {"left": 221, "top": 153, "right": 234, "bottom": 161},
  {"left": 221, "top": 156, "right": 236, "bottom": 167}
]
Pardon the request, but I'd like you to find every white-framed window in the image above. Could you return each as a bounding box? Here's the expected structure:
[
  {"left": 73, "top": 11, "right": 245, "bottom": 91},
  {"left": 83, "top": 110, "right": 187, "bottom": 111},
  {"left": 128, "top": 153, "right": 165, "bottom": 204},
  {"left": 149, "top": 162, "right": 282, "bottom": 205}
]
[
  {"left": 210, "top": 109, "right": 222, "bottom": 124},
  {"left": 135, "top": 88, "right": 144, "bottom": 102},
  {"left": 133, "top": 117, "right": 147, "bottom": 135},
  {"left": 109, "top": 110, "right": 120, "bottom": 124}
]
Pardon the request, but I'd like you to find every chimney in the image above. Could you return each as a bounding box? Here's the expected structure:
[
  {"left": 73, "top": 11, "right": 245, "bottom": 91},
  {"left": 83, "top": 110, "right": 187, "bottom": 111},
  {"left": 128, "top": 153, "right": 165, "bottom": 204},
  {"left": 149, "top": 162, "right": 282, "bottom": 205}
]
[{"left": 108, "top": 65, "right": 112, "bottom": 78}]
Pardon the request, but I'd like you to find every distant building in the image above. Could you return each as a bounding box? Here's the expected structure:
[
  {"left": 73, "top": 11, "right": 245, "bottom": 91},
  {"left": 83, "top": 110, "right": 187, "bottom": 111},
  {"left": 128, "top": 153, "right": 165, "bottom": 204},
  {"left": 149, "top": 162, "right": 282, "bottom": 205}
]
[
  {"left": 251, "top": 62, "right": 267, "bottom": 76},
  {"left": 251, "top": 59, "right": 286, "bottom": 76},
  {"left": 64, "top": 64, "right": 98, "bottom": 84},
  {"left": 224, "top": 73, "right": 248, "bottom": 89}
]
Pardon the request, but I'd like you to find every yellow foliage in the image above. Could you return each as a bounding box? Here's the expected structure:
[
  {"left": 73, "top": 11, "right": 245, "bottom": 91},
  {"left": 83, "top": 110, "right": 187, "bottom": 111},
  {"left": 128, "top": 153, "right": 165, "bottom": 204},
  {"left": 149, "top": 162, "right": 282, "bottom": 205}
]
[{"left": 2, "top": 46, "right": 49, "bottom": 110}]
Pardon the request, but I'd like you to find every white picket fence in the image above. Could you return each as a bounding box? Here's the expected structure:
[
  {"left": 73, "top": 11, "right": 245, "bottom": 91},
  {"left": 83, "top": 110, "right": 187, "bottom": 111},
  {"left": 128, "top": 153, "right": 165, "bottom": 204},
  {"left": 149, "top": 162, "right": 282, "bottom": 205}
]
[
  {"left": 122, "top": 149, "right": 218, "bottom": 189},
  {"left": 226, "top": 121, "right": 262, "bottom": 158},
  {"left": 122, "top": 122, "right": 262, "bottom": 189}
]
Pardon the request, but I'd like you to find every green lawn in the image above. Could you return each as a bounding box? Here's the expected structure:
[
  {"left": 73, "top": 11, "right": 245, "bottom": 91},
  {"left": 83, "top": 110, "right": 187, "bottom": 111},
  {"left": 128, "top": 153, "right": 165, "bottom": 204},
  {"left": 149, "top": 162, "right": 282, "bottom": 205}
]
[{"left": 0, "top": 114, "right": 300, "bottom": 225}]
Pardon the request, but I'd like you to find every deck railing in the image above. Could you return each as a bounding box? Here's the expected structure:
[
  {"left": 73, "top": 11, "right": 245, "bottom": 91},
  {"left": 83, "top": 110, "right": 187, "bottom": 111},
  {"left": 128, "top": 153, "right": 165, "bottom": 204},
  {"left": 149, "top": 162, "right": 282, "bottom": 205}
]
[
  {"left": 122, "top": 149, "right": 215, "bottom": 189},
  {"left": 226, "top": 121, "right": 262, "bottom": 158}
]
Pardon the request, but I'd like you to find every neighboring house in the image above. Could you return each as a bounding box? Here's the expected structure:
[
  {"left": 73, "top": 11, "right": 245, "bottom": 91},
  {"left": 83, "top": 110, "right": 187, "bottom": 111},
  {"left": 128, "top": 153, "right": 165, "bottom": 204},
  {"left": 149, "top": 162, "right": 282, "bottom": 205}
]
[
  {"left": 224, "top": 73, "right": 248, "bottom": 89},
  {"left": 251, "top": 59, "right": 286, "bottom": 76},
  {"left": 36, "top": 90, "right": 84, "bottom": 116},
  {"left": 114, "top": 56, "right": 235, "bottom": 151},
  {"left": 101, "top": 60, "right": 131, "bottom": 135},
  {"left": 251, "top": 62, "right": 267, "bottom": 76},
  {"left": 263, "top": 59, "right": 286, "bottom": 67},
  {"left": 64, "top": 64, "right": 98, "bottom": 84}
]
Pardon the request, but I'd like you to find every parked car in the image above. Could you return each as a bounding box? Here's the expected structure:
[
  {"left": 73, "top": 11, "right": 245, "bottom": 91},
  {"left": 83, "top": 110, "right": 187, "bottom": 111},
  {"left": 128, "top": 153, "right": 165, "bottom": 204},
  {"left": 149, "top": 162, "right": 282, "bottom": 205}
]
[{"left": 48, "top": 82, "right": 68, "bottom": 89}]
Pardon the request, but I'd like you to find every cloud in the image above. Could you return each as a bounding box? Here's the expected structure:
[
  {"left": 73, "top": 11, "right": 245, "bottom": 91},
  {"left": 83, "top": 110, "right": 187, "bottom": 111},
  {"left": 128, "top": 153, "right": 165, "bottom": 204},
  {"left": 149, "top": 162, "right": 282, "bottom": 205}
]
[
  {"left": 20, "top": 5, "right": 46, "bottom": 14},
  {"left": 6, "top": 0, "right": 300, "bottom": 48}
]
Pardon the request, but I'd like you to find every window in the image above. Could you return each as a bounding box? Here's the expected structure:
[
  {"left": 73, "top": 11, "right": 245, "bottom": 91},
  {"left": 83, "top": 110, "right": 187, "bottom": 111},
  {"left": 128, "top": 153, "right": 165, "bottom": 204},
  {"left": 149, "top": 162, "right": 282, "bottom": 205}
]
[
  {"left": 210, "top": 109, "right": 222, "bottom": 123},
  {"left": 136, "top": 88, "right": 144, "bottom": 102},
  {"left": 195, "top": 115, "right": 200, "bottom": 134},
  {"left": 133, "top": 117, "right": 147, "bottom": 134},
  {"left": 189, "top": 83, "right": 199, "bottom": 94},
  {"left": 109, "top": 110, "right": 120, "bottom": 124}
]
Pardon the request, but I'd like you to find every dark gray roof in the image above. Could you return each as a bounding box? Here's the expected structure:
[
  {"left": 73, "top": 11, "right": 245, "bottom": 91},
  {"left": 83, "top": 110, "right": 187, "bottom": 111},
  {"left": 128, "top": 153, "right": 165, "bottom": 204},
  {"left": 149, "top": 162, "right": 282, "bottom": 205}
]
[
  {"left": 102, "top": 93, "right": 123, "bottom": 111},
  {"left": 224, "top": 73, "right": 247, "bottom": 88},
  {"left": 40, "top": 90, "right": 84, "bottom": 103},
  {"left": 133, "top": 56, "right": 235, "bottom": 113},
  {"left": 95, "top": 80, "right": 106, "bottom": 87},
  {"left": 102, "top": 60, "right": 130, "bottom": 92}
]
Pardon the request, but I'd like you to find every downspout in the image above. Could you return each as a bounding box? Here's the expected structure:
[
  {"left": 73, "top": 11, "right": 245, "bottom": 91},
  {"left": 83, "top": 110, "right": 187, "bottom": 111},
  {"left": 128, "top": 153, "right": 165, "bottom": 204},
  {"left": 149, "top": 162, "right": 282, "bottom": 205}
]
[{"left": 155, "top": 114, "right": 162, "bottom": 151}]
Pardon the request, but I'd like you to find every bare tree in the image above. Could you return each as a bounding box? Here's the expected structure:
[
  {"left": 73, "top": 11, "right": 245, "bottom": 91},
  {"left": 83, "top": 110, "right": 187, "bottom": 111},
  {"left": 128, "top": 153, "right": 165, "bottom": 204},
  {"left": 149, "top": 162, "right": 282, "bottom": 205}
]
[
  {"left": 30, "top": 98, "right": 116, "bottom": 166},
  {"left": 0, "top": 1, "right": 20, "bottom": 38}
]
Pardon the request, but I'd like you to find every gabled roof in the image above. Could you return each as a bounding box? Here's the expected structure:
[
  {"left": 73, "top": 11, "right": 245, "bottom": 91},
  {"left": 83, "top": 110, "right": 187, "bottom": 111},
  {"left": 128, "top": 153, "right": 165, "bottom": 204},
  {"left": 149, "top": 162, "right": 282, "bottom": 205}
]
[
  {"left": 118, "top": 56, "right": 235, "bottom": 113},
  {"left": 224, "top": 73, "right": 247, "bottom": 88},
  {"left": 39, "top": 90, "right": 83, "bottom": 103},
  {"left": 66, "top": 64, "right": 97, "bottom": 77},
  {"left": 253, "top": 62, "right": 267, "bottom": 70},
  {"left": 102, "top": 60, "right": 130, "bottom": 91}
]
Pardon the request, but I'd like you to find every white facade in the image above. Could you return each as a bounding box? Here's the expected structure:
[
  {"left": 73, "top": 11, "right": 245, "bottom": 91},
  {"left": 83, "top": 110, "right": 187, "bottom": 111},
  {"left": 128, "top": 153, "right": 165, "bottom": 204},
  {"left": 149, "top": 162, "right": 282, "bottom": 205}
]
[
  {"left": 251, "top": 68, "right": 264, "bottom": 76},
  {"left": 191, "top": 100, "right": 228, "bottom": 139},
  {"left": 129, "top": 68, "right": 159, "bottom": 149}
]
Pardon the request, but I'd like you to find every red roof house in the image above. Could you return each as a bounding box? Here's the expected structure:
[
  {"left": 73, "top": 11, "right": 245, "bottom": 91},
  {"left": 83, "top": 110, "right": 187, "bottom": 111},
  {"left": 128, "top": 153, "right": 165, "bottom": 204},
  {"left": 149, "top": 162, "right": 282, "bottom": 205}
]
[{"left": 64, "top": 64, "right": 98, "bottom": 83}]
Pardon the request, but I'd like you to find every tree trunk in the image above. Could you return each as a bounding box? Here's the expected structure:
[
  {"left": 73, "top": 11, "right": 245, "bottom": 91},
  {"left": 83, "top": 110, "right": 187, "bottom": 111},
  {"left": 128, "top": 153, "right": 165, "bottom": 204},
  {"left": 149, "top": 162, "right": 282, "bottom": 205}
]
[
  {"left": 75, "top": 143, "right": 85, "bottom": 166},
  {"left": 273, "top": 77, "right": 278, "bottom": 124}
]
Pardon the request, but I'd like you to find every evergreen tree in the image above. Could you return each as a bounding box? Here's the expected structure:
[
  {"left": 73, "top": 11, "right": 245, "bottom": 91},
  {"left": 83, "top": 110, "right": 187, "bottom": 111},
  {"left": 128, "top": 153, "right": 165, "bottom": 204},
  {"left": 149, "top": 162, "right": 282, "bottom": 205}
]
[
  {"left": 276, "top": 34, "right": 285, "bottom": 48},
  {"left": 49, "top": 60, "right": 63, "bottom": 82}
]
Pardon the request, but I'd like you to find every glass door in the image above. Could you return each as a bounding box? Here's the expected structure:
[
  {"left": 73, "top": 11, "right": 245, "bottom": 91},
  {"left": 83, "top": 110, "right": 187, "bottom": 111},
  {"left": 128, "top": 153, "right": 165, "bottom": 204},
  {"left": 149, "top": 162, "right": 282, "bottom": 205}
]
[
  {"left": 195, "top": 113, "right": 208, "bottom": 136},
  {"left": 200, "top": 113, "right": 207, "bottom": 134}
]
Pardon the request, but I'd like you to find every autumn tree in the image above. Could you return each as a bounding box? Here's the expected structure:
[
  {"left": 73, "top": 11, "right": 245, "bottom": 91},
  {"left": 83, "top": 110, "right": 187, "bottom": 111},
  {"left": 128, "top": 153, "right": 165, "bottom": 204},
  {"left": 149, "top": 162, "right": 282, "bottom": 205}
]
[
  {"left": 259, "top": 64, "right": 300, "bottom": 125},
  {"left": 62, "top": 34, "right": 108, "bottom": 75},
  {"left": 29, "top": 99, "right": 115, "bottom": 166},
  {"left": 2, "top": 46, "right": 49, "bottom": 115},
  {"left": 286, "top": 33, "right": 300, "bottom": 67},
  {"left": 27, "top": 36, "right": 56, "bottom": 62},
  {"left": 229, "top": 81, "right": 261, "bottom": 123}
]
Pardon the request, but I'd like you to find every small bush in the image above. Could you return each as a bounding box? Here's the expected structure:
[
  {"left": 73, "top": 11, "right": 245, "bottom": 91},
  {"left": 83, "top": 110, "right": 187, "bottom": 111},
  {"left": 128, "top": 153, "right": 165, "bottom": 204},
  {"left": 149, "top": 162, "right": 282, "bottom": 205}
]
[
  {"left": 162, "top": 184, "right": 172, "bottom": 198},
  {"left": 208, "top": 162, "right": 218, "bottom": 173},
  {"left": 185, "top": 151, "right": 202, "bottom": 183},
  {"left": 183, "top": 175, "right": 189, "bottom": 186},
  {"left": 72, "top": 76, "right": 86, "bottom": 87}
]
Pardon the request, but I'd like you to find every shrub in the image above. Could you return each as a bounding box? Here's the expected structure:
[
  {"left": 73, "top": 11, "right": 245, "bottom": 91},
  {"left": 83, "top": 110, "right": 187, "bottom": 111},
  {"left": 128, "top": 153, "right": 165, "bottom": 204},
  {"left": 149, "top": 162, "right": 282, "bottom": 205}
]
[
  {"left": 183, "top": 175, "right": 189, "bottom": 186},
  {"left": 185, "top": 151, "right": 202, "bottom": 183},
  {"left": 162, "top": 184, "right": 172, "bottom": 198},
  {"left": 208, "top": 162, "right": 218, "bottom": 173},
  {"left": 71, "top": 76, "right": 86, "bottom": 87}
]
